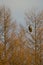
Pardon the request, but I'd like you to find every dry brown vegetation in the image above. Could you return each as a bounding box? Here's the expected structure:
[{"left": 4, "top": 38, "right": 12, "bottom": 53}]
[{"left": 0, "top": 6, "right": 43, "bottom": 65}]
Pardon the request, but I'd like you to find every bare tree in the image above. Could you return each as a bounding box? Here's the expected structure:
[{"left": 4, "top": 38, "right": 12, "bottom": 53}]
[
  {"left": 25, "top": 10, "right": 43, "bottom": 65},
  {"left": 0, "top": 6, "right": 11, "bottom": 64}
]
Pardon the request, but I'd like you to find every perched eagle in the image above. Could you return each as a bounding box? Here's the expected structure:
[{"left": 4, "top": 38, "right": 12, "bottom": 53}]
[{"left": 28, "top": 25, "right": 32, "bottom": 32}]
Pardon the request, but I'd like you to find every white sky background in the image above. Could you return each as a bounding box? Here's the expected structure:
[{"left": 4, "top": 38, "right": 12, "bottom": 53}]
[{"left": 0, "top": 0, "right": 43, "bottom": 25}]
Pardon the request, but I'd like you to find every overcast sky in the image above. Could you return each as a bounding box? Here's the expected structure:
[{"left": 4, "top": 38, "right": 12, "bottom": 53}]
[{"left": 0, "top": 0, "right": 43, "bottom": 25}]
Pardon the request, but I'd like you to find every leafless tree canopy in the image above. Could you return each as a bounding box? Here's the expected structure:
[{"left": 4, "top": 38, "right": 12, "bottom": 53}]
[{"left": 0, "top": 6, "right": 43, "bottom": 65}]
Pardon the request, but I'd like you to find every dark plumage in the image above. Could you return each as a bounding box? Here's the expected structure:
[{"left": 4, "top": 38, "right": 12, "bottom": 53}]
[{"left": 28, "top": 25, "right": 32, "bottom": 32}]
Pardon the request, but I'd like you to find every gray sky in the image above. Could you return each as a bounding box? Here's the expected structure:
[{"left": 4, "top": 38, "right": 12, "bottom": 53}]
[{"left": 0, "top": 0, "right": 43, "bottom": 25}]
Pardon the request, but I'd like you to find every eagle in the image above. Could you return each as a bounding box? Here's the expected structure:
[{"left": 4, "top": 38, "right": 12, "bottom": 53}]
[{"left": 28, "top": 25, "right": 32, "bottom": 32}]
